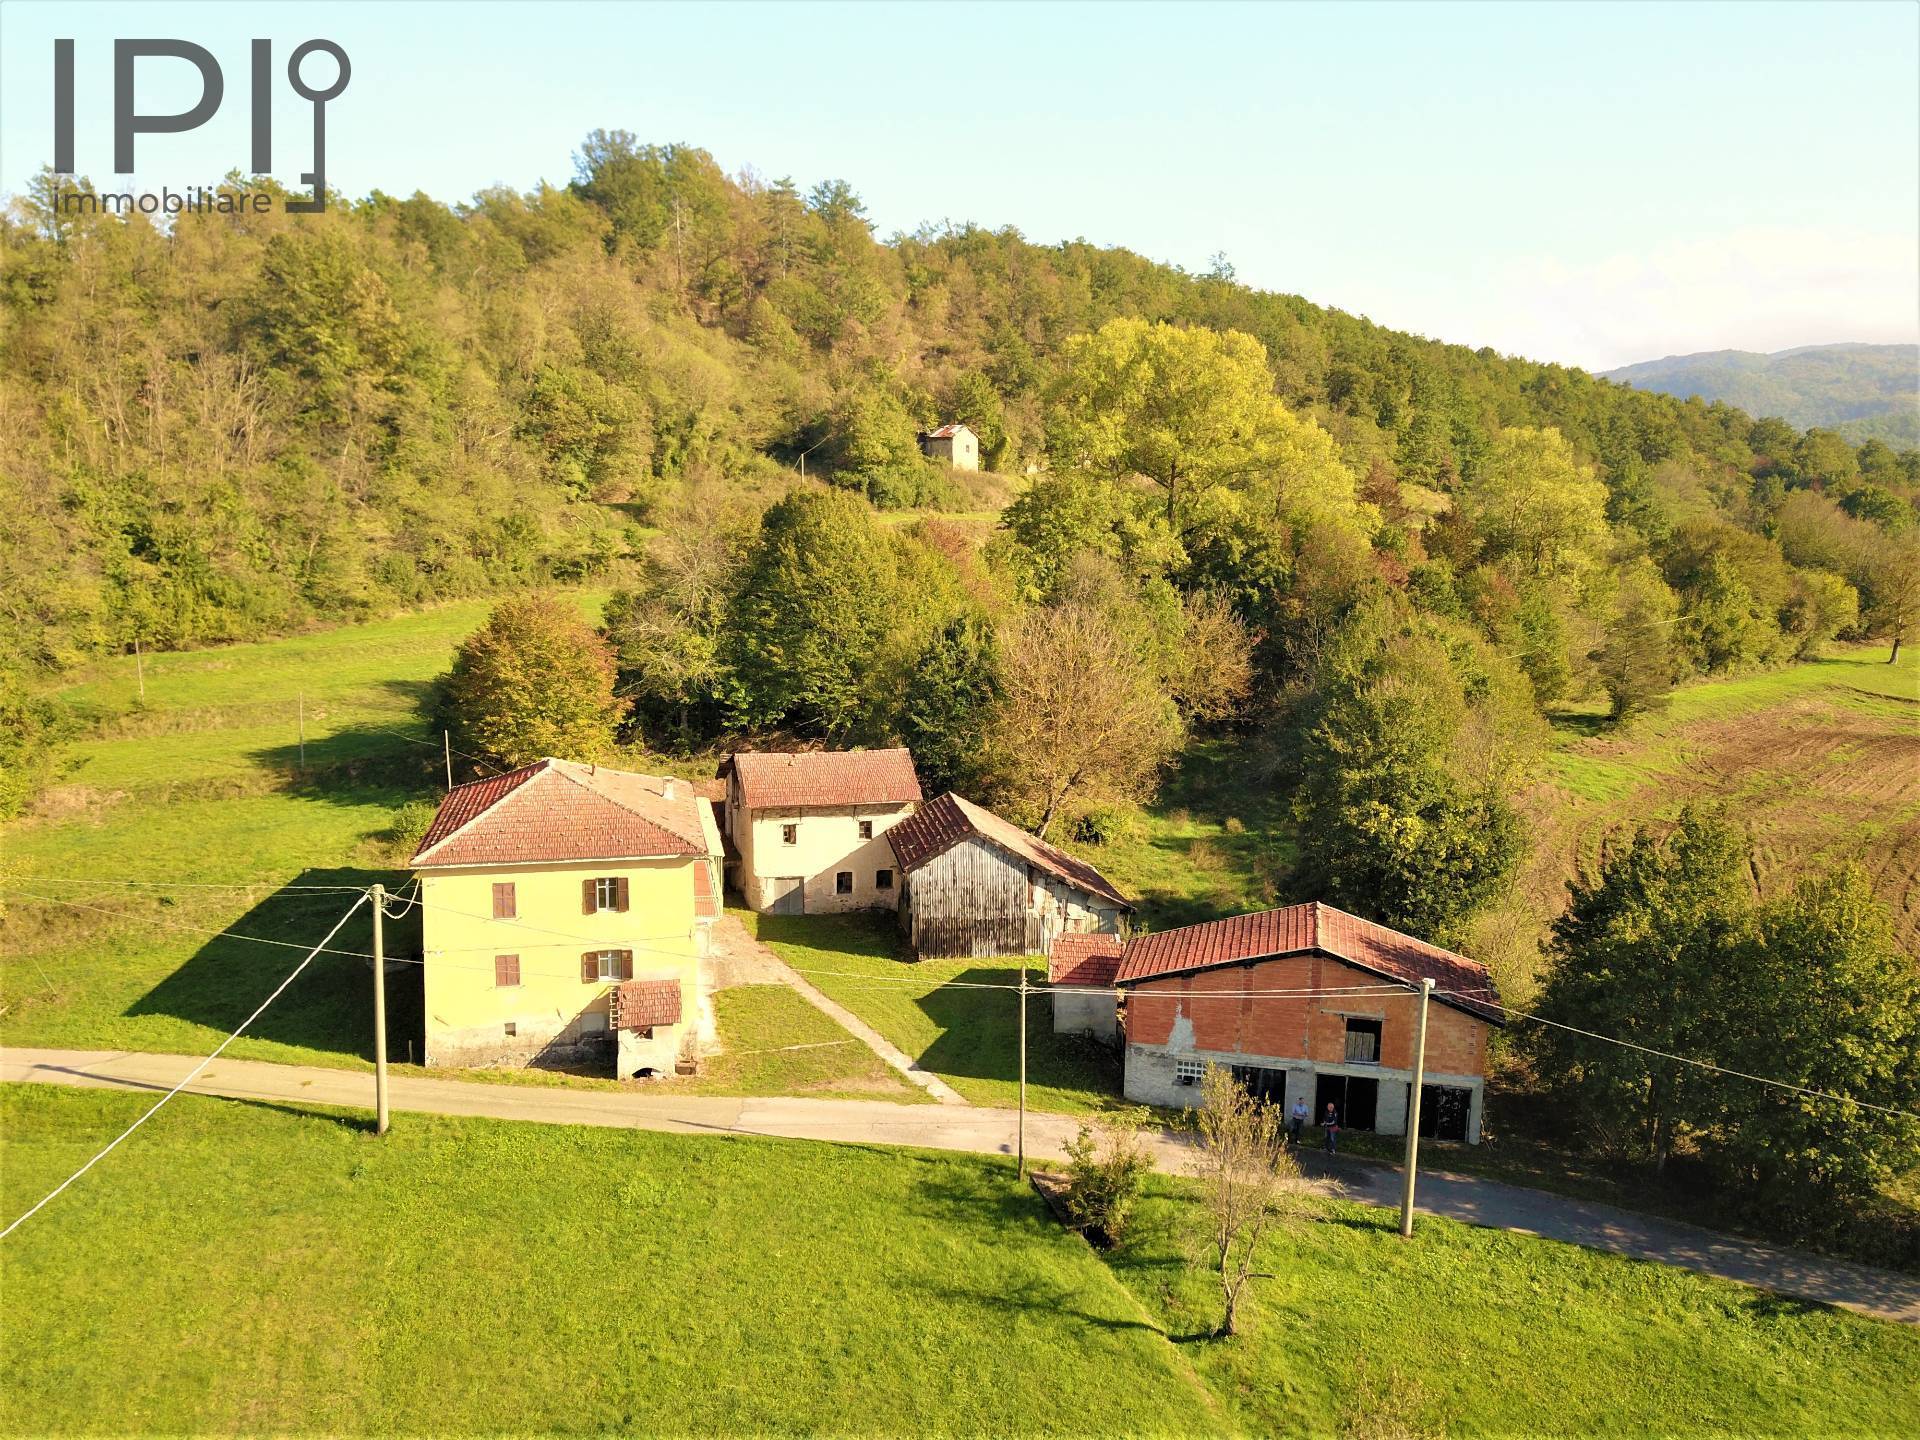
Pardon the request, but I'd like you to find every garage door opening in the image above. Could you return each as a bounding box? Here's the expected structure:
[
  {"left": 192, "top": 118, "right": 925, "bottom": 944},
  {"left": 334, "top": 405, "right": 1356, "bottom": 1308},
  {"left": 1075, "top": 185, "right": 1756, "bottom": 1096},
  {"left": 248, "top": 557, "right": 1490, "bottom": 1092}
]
[{"left": 1315, "top": 1073, "right": 1378, "bottom": 1131}]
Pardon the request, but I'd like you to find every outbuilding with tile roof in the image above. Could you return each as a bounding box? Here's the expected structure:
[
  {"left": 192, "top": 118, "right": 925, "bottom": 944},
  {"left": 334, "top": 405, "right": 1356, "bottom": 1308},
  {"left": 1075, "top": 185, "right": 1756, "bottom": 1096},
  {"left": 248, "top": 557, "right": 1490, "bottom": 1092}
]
[
  {"left": 1108, "top": 902, "right": 1503, "bottom": 1143},
  {"left": 888, "top": 791, "right": 1131, "bottom": 959},
  {"left": 1046, "top": 933, "right": 1128, "bottom": 1038}
]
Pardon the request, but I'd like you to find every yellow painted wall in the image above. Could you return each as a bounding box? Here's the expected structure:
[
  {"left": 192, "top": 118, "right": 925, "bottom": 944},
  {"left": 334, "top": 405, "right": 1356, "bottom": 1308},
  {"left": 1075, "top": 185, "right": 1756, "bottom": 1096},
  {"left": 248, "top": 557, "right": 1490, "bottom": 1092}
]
[
  {"left": 417, "top": 856, "right": 704, "bottom": 1068},
  {"left": 734, "top": 801, "right": 914, "bottom": 913}
]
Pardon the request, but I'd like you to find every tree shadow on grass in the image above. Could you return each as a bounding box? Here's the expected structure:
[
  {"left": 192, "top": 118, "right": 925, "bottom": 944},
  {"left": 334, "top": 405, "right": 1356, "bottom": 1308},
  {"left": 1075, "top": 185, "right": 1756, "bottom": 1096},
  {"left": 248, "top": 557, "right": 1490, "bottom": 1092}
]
[
  {"left": 129, "top": 868, "right": 423, "bottom": 1063},
  {"left": 914, "top": 968, "right": 1123, "bottom": 1099},
  {"left": 247, "top": 725, "right": 449, "bottom": 813}
]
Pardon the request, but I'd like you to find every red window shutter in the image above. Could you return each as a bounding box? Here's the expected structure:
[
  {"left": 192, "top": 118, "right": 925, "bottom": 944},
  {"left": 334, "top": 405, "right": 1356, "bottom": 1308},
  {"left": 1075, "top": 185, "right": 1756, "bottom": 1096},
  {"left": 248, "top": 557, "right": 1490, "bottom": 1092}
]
[
  {"left": 495, "top": 954, "right": 519, "bottom": 987},
  {"left": 492, "top": 883, "right": 515, "bottom": 920},
  {"left": 619, "top": 951, "right": 634, "bottom": 981},
  {"left": 582, "top": 953, "right": 598, "bottom": 983},
  {"left": 615, "top": 877, "right": 630, "bottom": 913},
  {"left": 583, "top": 878, "right": 598, "bottom": 915}
]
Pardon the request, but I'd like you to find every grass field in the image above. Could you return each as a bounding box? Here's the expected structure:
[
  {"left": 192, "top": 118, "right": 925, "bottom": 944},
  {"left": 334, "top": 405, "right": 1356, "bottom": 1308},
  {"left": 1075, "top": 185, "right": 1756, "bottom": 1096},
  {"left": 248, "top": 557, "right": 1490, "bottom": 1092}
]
[
  {"left": 1078, "top": 739, "right": 1297, "bottom": 932},
  {"left": 4, "top": 1085, "right": 1916, "bottom": 1437},
  {"left": 1530, "top": 643, "right": 1920, "bottom": 959},
  {"left": 415, "top": 982, "right": 925, "bottom": 1103},
  {"left": 0, "top": 1086, "right": 1215, "bottom": 1436},
  {"left": 0, "top": 597, "right": 894, "bottom": 1106},
  {"left": 746, "top": 911, "right": 1125, "bottom": 1115}
]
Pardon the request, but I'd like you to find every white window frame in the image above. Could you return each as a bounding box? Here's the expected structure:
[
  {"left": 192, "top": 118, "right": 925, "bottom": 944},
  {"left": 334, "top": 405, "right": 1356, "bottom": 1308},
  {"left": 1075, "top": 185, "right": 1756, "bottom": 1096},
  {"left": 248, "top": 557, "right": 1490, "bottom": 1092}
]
[
  {"left": 594, "top": 876, "right": 620, "bottom": 910},
  {"left": 595, "top": 950, "right": 624, "bottom": 982}
]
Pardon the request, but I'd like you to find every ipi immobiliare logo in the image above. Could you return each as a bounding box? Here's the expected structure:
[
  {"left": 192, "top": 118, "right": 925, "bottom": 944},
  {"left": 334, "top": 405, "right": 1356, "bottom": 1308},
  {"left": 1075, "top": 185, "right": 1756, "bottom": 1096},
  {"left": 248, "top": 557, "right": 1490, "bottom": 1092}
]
[{"left": 50, "top": 34, "right": 349, "bottom": 215}]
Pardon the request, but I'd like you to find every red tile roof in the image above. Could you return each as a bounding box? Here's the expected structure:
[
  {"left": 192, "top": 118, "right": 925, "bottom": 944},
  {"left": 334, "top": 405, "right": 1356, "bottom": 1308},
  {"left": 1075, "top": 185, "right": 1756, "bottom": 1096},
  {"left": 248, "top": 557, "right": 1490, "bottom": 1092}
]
[
  {"left": 1115, "top": 902, "right": 1503, "bottom": 1024},
  {"left": 888, "top": 792, "right": 1131, "bottom": 910},
  {"left": 1048, "top": 933, "right": 1126, "bottom": 987},
  {"left": 610, "top": 978, "right": 682, "bottom": 1031},
  {"left": 721, "top": 748, "right": 922, "bottom": 811},
  {"left": 922, "top": 422, "right": 972, "bottom": 440},
  {"left": 412, "top": 759, "right": 716, "bottom": 868},
  {"left": 693, "top": 859, "right": 718, "bottom": 920}
]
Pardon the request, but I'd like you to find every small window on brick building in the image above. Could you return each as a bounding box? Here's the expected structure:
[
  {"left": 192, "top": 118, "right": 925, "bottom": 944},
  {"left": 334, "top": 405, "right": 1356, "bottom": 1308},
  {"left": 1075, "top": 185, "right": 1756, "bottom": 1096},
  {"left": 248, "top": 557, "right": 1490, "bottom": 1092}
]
[
  {"left": 782, "top": 823, "right": 798, "bottom": 845},
  {"left": 494, "top": 953, "right": 520, "bottom": 988},
  {"left": 491, "top": 882, "right": 516, "bottom": 919},
  {"left": 876, "top": 868, "right": 893, "bottom": 891},
  {"left": 1344, "top": 1018, "right": 1383, "bottom": 1064},
  {"left": 1175, "top": 1057, "right": 1205, "bottom": 1086},
  {"left": 858, "top": 820, "right": 874, "bottom": 840},
  {"left": 835, "top": 871, "right": 853, "bottom": 895}
]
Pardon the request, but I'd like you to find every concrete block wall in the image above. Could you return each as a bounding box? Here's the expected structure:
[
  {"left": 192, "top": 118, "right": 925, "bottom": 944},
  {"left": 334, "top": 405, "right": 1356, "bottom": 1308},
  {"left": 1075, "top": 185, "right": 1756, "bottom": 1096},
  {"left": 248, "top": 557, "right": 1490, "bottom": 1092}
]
[{"left": 1051, "top": 989, "right": 1118, "bottom": 1039}]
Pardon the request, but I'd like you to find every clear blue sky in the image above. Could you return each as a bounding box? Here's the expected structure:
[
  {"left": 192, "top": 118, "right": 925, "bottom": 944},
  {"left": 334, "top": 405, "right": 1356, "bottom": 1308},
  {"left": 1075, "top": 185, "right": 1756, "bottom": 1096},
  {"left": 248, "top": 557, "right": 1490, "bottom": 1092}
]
[{"left": 3, "top": 0, "right": 1915, "bottom": 370}]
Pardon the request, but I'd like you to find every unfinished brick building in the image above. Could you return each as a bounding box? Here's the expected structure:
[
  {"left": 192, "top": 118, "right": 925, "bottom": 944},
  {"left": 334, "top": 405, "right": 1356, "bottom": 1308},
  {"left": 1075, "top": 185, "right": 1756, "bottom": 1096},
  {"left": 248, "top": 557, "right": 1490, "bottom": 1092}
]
[{"left": 1114, "top": 901, "right": 1504, "bottom": 1142}]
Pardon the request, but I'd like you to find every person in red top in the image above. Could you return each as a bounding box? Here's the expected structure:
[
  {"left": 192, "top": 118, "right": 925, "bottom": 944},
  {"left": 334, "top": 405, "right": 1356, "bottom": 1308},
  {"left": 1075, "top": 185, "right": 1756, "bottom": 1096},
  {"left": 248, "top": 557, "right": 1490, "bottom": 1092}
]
[{"left": 1322, "top": 1101, "right": 1340, "bottom": 1153}]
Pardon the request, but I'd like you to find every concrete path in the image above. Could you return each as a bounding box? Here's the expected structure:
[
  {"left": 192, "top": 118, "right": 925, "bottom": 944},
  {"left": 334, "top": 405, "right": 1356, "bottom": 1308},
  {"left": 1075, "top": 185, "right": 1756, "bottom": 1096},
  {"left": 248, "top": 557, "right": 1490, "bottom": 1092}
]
[
  {"left": 4, "top": 1046, "right": 1915, "bottom": 1326},
  {"left": 706, "top": 913, "right": 968, "bottom": 1105}
]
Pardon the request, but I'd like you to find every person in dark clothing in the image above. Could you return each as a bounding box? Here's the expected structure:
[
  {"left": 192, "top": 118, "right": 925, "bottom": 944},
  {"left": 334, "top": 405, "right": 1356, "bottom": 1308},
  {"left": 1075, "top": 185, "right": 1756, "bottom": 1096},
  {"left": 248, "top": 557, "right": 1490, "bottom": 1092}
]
[{"left": 1322, "top": 1102, "right": 1340, "bottom": 1153}]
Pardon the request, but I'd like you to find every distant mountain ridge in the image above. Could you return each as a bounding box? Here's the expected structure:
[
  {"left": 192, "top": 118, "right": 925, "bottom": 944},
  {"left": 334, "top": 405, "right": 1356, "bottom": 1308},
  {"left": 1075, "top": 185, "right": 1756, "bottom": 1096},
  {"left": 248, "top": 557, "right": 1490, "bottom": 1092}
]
[{"left": 1602, "top": 343, "right": 1919, "bottom": 445}]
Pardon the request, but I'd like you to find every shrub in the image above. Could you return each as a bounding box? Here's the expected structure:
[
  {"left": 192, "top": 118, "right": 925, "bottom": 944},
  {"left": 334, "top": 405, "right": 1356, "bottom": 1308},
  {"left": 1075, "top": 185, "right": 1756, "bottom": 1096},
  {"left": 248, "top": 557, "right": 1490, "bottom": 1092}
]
[{"left": 1060, "top": 1110, "right": 1153, "bottom": 1247}]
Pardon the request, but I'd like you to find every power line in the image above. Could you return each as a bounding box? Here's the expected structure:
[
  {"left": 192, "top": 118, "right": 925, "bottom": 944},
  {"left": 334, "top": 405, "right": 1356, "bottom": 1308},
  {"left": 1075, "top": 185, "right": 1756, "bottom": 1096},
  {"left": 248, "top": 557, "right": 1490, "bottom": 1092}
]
[
  {"left": 4, "top": 875, "right": 369, "bottom": 893},
  {"left": 0, "top": 887, "right": 669, "bottom": 987},
  {"left": 1439, "top": 991, "right": 1920, "bottom": 1122},
  {"left": 0, "top": 892, "right": 371, "bottom": 1241}
]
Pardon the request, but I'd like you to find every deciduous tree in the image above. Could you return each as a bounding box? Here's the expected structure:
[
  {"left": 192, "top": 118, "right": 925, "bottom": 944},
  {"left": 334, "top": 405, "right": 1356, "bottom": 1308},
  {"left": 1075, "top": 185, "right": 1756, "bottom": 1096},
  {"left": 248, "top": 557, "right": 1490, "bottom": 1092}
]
[
  {"left": 1533, "top": 809, "right": 1752, "bottom": 1173},
  {"left": 1190, "top": 1065, "right": 1306, "bottom": 1338},
  {"left": 1293, "top": 627, "right": 1537, "bottom": 942},
  {"left": 442, "top": 594, "right": 630, "bottom": 769},
  {"left": 985, "top": 600, "right": 1182, "bottom": 838}
]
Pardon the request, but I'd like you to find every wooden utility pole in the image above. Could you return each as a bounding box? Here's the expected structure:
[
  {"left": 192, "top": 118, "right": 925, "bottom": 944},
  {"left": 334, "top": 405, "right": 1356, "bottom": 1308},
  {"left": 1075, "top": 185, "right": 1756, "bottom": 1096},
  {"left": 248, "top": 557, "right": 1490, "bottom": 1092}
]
[
  {"left": 370, "top": 884, "right": 390, "bottom": 1136},
  {"left": 133, "top": 636, "right": 145, "bottom": 701},
  {"left": 443, "top": 730, "right": 454, "bottom": 792},
  {"left": 1399, "top": 977, "right": 1434, "bottom": 1238},
  {"left": 1017, "top": 963, "right": 1029, "bottom": 1178},
  {"left": 297, "top": 691, "right": 306, "bottom": 773}
]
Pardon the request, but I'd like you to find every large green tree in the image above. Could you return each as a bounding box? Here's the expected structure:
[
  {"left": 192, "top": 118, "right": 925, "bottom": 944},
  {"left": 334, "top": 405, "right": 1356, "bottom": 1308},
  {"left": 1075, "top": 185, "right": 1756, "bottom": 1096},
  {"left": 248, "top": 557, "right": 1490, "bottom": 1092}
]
[
  {"left": 1533, "top": 809, "right": 1752, "bottom": 1173},
  {"left": 722, "top": 489, "right": 907, "bottom": 737},
  {"left": 1292, "top": 626, "right": 1537, "bottom": 942},
  {"left": 441, "top": 594, "right": 630, "bottom": 769},
  {"left": 1043, "top": 317, "right": 1369, "bottom": 538},
  {"left": 895, "top": 614, "right": 1001, "bottom": 797},
  {"left": 1710, "top": 867, "right": 1920, "bottom": 1219}
]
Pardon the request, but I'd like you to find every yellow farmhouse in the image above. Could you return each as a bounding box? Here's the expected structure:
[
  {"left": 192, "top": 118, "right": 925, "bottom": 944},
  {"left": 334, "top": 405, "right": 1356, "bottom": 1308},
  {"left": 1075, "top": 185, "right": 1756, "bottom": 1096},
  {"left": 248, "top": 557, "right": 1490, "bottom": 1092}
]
[
  {"left": 717, "top": 748, "right": 922, "bottom": 914},
  {"left": 410, "top": 758, "right": 723, "bottom": 1077}
]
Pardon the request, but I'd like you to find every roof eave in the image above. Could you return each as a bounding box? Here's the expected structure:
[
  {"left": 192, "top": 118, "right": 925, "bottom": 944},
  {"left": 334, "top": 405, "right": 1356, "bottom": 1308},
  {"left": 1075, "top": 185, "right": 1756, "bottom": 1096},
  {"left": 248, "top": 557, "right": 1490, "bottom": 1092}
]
[
  {"left": 1115, "top": 945, "right": 1503, "bottom": 1025},
  {"left": 412, "top": 849, "right": 700, "bottom": 872}
]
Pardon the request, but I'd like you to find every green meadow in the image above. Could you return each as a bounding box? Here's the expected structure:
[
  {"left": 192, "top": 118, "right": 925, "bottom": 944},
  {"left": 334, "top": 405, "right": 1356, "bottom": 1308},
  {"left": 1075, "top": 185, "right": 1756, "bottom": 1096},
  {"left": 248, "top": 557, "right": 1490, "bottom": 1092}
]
[{"left": 3, "top": 1085, "right": 1914, "bottom": 1438}]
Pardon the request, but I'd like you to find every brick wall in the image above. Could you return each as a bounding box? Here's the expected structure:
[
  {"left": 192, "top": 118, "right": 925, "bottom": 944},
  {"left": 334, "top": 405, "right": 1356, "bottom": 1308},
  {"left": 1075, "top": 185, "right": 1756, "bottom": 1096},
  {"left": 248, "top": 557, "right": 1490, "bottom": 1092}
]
[{"left": 1124, "top": 952, "right": 1488, "bottom": 1075}]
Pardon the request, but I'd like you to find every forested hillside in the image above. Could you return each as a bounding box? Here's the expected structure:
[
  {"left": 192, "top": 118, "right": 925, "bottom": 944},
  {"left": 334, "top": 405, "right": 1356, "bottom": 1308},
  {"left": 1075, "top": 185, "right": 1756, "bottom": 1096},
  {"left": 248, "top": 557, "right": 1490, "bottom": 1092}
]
[
  {"left": 5, "top": 138, "right": 1919, "bottom": 884},
  {"left": 1604, "top": 343, "right": 1920, "bottom": 446},
  {"left": 4, "top": 137, "right": 1915, "bottom": 676}
]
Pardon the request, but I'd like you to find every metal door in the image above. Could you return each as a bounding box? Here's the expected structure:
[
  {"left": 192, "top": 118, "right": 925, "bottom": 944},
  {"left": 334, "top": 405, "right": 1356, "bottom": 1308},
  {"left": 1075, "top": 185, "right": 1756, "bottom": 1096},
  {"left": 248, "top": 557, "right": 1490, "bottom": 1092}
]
[{"left": 767, "top": 876, "right": 804, "bottom": 915}]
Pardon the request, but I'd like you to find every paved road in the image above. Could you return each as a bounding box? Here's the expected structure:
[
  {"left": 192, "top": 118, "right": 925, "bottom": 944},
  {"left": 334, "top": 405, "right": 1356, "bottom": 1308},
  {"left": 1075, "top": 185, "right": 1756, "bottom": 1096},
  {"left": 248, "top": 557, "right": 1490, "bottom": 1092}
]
[
  {"left": 4, "top": 1045, "right": 1915, "bottom": 1325},
  {"left": 706, "top": 913, "right": 968, "bottom": 1105}
]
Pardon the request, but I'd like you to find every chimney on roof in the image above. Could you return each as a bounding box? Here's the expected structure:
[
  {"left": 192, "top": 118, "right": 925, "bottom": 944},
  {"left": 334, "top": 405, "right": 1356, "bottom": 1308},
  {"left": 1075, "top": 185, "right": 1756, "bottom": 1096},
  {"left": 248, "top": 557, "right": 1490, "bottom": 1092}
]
[{"left": 663, "top": 778, "right": 681, "bottom": 800}]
